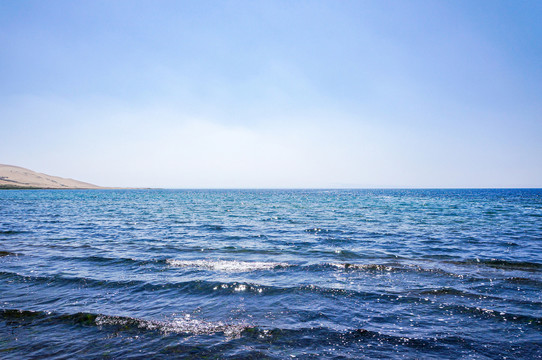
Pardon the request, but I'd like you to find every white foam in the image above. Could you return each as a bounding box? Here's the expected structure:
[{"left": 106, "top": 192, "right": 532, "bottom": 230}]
[
  {"left": 331, "top": 263, "right": 394, "bottom": 271},
  {"left": 95, "top": 313, "right": 246, "bottom": 338},
  {"left": 166, "top": 259, "right": 287, "bottom": 272}
]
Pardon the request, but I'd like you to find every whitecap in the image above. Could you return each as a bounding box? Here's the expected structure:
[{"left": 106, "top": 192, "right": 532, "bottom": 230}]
[
  {"left": 166, "top": 259, "right": 288, "bottom": 272},
  {"left": 95, "top": 313, "right": 247, "bottom": 338}
]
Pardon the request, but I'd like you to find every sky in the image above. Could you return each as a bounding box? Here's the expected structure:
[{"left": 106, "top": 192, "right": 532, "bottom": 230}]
[{"left": 1, "top": 0, "right": 541, "bottom": 188}]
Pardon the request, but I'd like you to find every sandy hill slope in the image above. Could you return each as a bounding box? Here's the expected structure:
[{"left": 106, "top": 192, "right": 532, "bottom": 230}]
[{"left": 0, "top": 164, "right": 102, "bottom": 189}]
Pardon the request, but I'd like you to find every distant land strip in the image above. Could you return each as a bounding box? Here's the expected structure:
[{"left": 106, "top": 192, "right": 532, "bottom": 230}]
[{"left": 0, "top": 164, "right": 103, "bottom": 189}]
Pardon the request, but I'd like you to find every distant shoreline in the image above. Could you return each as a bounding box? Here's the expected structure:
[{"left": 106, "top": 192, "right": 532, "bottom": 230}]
[
  {"left": 0, "top": 164, "right": 104, "bottom": 190},
  {"left": 0, "top": 185, "right": 135, "bottom": 190},
  {"left": 2, "top": 186, "right": 540, "bottom": 191}
]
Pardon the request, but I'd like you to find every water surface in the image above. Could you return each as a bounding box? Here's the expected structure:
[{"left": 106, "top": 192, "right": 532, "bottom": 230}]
[{"left": 1, "top": 189, "right": 541, "bottom": 358}]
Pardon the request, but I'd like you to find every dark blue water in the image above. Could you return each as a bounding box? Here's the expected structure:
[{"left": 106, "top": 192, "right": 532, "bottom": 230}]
[{"left": 1, "top": 189, "right": 541, "bottom": 359}]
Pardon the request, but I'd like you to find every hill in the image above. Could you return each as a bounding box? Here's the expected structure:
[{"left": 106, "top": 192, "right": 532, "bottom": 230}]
[{"left": 0, "top": 164, "right": 102, "bottom": 189}]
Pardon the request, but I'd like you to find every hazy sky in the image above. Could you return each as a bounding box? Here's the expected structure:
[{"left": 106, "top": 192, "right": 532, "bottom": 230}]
[{"left": 1, "top": 1, "right": 541, "bottom": 188}]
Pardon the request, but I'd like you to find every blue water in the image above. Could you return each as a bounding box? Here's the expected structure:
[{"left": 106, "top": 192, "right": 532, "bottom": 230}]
[{"left": 1, "top": 189, "right": 541, "bottom": 359}]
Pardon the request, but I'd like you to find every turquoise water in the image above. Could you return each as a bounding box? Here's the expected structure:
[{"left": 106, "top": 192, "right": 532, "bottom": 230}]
[{"left": 1, "top": 189, "right": 541, "bottom": 359}]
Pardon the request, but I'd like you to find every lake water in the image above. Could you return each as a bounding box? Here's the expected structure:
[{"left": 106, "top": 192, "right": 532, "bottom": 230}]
[{"left": 1, "top": 189, "right": 541, "bottom": 359}]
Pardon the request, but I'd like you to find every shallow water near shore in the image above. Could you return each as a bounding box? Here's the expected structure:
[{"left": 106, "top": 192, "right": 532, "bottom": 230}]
[{"left": 1, "top": 189, "right": 541, "bottom": 359}]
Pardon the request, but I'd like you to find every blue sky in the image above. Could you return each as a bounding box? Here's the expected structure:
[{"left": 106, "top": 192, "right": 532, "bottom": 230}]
[{"left": 1, "top": 1, "right": 541, "bottom": 188}]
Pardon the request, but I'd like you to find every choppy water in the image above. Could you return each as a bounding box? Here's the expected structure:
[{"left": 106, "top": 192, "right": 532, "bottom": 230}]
[{"left": 1, "top": 189, "right": 541, "bottom": 359}]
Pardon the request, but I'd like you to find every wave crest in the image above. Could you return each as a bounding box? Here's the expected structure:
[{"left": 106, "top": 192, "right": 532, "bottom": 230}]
[
  {"left": 166, "top": 259, "right": 288, "bottom": 272},
  {"left": 95, "top": 313, "right": 247, "bottom": 337}
]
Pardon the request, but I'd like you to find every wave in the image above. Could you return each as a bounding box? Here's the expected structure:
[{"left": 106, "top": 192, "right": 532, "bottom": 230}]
[
  {"left": 164, "top": 259, "right": 461, "bottom": 277},
  {"left": 49, "top": 255, "right": 291, "bottom": 273},
  {"left": 446, "top": 258, "right": 542, "bottom": 271},
  {"left": 41, "top": 254, "right": 406, "bottom": 274},
  {"left": 165, "top": 259, "right": 290, "bottom": 272},
  {"left": 0, "top": 270, "right": 144, "bottom": 289},
  {"left": 94, "top": 313, "right": 246, "bottom": 337},
  {"left": 0, "top": 251, "right": 19, "bottom": 257},
  {"left": 435, "top": 303, "right": 542, "bottom": 326},
  {"left": 0, "top": 270, "right": 381, "bottom": 298},
  {"left": 6, "top": 249, "right": 542, "bottom": 293},
  {"left": 327, "top": 258, "right": 542, "bottom": 274},
  {"left": 416, "top": 287, "right": 542, "bottom": 306},
  {"left": 330, "top": 263, "right": 399, "bottom": 272},
  {"left": 11, "top": 252, "right": 542, "bottom": 287},
  {"left": 198, "top": 224, "right": 225, "bottom": 231},
  {"left": 305, "top": 227, "right": 332, "bottom": 233},
  {"left": 419, "top": 287, "right": 491, "bottom": 299},
  {"left": 325, "top": 262, "right": 466, "bottom": 278},
  {"left": 242, "top": 326, "right": 441, "bottom": 349},
  {"left": 0, "top": 308, "right": 508, "bottom": 352},
  {"left": 505, "top": 277, "right": 542, "bottom": 286},
  {"left": 0, "top": 309, "right": 247, "bottom": 338},
  {"left": 0, "top": 230, "right": 26, "bottom": 235},
  {"left": 3, "top": 268, "right": 541, "bottom": 316},
  {"left": 0, "top": 308, "right": 448, "bottom": 348},
  {"left": 43, "top": 254, "right": 156, "bottom": 269}
]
